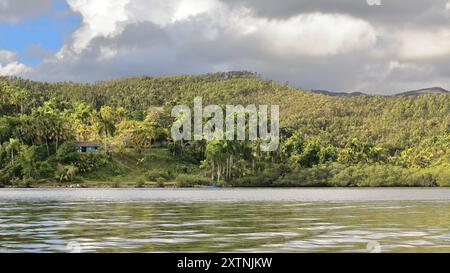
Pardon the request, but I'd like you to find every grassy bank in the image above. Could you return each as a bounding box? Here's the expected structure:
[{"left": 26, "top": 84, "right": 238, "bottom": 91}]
[{"left": 81, "top": 148, "right": 208, "bottom": 188}]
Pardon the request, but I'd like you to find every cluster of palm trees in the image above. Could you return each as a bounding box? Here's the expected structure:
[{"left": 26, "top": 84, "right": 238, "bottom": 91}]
[
  {"left": 29, "top": 101, "right": 73, "bottom": 154},
  {"left": 194, "top": 139, "right": 267, "bottom": 183}
]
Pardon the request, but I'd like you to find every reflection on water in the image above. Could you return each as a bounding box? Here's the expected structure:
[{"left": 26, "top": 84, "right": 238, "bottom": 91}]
[{"left": 0, "top": 190, "right": 449, "bottom": 253}]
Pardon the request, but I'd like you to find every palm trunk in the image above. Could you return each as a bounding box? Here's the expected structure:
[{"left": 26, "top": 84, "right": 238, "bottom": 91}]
[
  {"left": 230, "top": 155, "right": 234, "bottom": 180},
  {"left": 45, "top": 137, "right": 49, "bottom": 156},
  {"left": 230, "top": 156, "right": 233, "bottom": 180},
  {"left": 217, "top": 164, "right": 221, "bottom": 183},
  {"left": 104, "top": 130, "right": 108, "bottom": 153},
  {"left": 225, "top": 157, "right": 229, "bottom": 181}
]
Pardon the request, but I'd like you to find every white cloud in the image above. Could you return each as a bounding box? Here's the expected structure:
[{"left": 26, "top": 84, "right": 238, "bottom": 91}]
[
  {"left": 0, "top": 50, "right": 17, "bottom": 63},
  {"left": 172, "top": 0, "right": 221, "bottom": 22},
  {"left": 236, "top": 13, "right": 376, "bottom": 57},
  {"left": 0, "top": 49, "right": 31, "bottom": 76},
  {"left": 0, "top": 62, "right": 31, "bottom": 76},
  {"left": 57, "top": 0, "right": 376, "bottom": 61},
  {"left": 64, "top": 0, "right": 130, "bottom": 53},
  {"left": 124, "top": 0, "right": 223, "bottom": 26},
  {"left": 64, "top": 0, "right": 222, "bottom": 54},
  {"left": 397, "top": 29, "right": 450, "bottom": 60}
]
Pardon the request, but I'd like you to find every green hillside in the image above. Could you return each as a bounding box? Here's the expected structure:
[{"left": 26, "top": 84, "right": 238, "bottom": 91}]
[{"left": 1, "top": 72, "right": 449, "bottom": 187}]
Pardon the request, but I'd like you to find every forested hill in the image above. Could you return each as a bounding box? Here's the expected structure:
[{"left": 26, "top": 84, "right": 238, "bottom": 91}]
[
  {"left": 3, "top": 72, "right": 448, "bottom": 148},
  {"left": 1, "top": 72, "right": 449, "bottom": 187}
]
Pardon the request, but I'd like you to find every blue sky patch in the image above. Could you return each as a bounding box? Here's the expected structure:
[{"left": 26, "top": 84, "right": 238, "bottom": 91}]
[{"left": 0, "top": 0, "right": 80, "bottom": 66}]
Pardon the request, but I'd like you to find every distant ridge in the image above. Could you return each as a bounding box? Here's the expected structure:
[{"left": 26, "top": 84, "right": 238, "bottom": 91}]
[
  {"left": 395, "top": 87, "right": 449, "bottom": 96},
  {"left": 312, "top": 87, "right": 449, "bottom": 97},
  {"left": 311, "top": 90, "right": 365, "bottom": 97}
]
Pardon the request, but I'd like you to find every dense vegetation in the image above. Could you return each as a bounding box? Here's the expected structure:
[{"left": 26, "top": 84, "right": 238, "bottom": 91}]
[{"left": 0, "top": 72, "right": 449, "bottom": 187}]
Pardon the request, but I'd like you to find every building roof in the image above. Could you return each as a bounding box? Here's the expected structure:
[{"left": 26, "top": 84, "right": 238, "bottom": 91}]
[{"left": 76, "top": 141, "right": 100, "bottom": 147}]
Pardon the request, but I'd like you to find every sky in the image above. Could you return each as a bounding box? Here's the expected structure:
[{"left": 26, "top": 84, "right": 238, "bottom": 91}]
[{"left": 1, "top": 0, "right": 450, "bottom": 94}]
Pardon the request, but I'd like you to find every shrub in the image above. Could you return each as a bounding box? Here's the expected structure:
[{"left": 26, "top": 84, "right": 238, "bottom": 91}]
[
  {"left": 145, "top": 169, "right": 174, "bottom": 181},
  {"left": 175, "top": 174, "right": 210, "bottom": 187},
  {"left": 407, "top": 172, "right": 438, "bottom": 187},
  {"left": 330, "top": 164, "right": 440, "bottom": 187},
  {"left": 54, "top": 164, "right": 78, "bottom": 183},
  {"left": 55, "top": 142, "right": 80, "bottom": 164},
  {"left": 135, "top": 178, "right": 145, "bottom": 188},
  {"left": 232, "top": 167, "right": 282, "bottom": 187},
  {"left": 274, "top": 165, "right": 335, "bottom": 187},
  {"left": 156, "top": 178, "right": 165, "bottom": 188},
  {"left": 0, "top": 162, "right": 21, "bottom": 186},
  {"left": 75, "top": 153, "right": 108, "bottom": 173},
  {"left": 36, "top": 161, "right": 55, "bottom": 178},
  {"left": 426, "top": 165, "right": 450, "bottom": 187}
]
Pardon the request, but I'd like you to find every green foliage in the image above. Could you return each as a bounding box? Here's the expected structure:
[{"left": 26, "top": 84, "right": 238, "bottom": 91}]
[
  {"left": 56, "top": 142, "right": 80, "bottom": 164},
  {"left": 75, "top": 153, "right": 111, "bottom": 174},
  {"left": 55, "top": 164, "right": 78, "bottom": 183},
  {"left": 145, "top": 169, "right": 174, "bottom": 182},
  {"left": 275, "top": 164, "right": 337, "bottom": 187},
  {"left": 0, "top": 73, "right": 449, "bottom": 187},
  {"left": 329, "top": 164, "right": 439, "bottom": 187},
  {"left": 175, "top": 174, "right": 210, "bottom": 187},
  {"left": 231, "top": 167, "right": 282, "bottom": 187}
]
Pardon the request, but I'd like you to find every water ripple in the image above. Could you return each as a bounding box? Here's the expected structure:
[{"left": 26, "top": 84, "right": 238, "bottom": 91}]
[{"left": 0, "top": 194, "right": 449, "bottom": 252}]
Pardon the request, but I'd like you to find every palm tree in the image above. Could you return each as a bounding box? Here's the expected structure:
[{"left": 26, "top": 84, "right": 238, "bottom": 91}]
[
  {"left": 65, "top": 165, "right": 78, "bottom": 182},
  {"left": 5, "top": 138, "right": 20, "bottom": 163},
  {"left": 19, "top": 146, "right": 38, "bottom": 179},
  {"left": 98, "top": 106, "right": 116, "bottom": 153},
  {"left": 205, "top": 140, "right": 227, "bottom": 183}
]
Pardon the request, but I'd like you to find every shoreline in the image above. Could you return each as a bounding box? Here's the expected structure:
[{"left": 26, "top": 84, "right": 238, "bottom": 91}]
[{"left": 2, "top": 183, "right": 448, "bottom": 189}]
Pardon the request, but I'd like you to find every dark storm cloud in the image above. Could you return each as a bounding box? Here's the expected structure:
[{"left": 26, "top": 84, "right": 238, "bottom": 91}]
[
  {"left": 91, "top": 22, "right": 171, "bottom": 50},
  {"left": 226, "top": 0, "right": 450, "bottom": 25}
]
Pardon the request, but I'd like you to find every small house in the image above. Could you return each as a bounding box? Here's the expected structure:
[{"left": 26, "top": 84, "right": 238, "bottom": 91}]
[{"left": 76, "top": 141, "right": 100, "bottom": 153}]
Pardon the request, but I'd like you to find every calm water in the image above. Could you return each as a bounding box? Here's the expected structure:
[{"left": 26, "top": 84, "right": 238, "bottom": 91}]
[{"left": 0, "top": 188, "right": 449, "bottom": 253}]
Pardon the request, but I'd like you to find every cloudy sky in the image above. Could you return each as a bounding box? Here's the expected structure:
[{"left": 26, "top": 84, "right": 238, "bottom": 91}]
[{"left": 1, "top": 0, "right": 450, "bottom": 94}]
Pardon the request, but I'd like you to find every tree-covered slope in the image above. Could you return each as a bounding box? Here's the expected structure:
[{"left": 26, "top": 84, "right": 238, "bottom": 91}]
[{"left": 1, "top": 72, "right": 449, "bottom": 187}]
